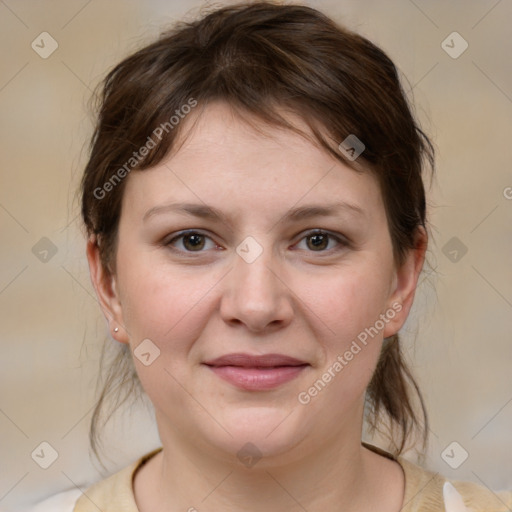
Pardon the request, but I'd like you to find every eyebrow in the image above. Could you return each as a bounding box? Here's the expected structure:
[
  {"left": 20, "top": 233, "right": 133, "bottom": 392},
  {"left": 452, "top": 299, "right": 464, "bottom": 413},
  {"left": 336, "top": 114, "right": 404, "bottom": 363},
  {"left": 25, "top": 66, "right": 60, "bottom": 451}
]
[{"left": 142, "top": 201, "right": 366, "bottom": 224}]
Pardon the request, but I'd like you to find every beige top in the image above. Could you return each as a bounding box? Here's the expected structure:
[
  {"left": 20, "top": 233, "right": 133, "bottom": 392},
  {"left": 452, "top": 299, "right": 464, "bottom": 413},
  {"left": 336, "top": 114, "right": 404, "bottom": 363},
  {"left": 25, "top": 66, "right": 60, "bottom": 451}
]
[{"left": 71, "top": 443, "right": 512, "bottom": 511}]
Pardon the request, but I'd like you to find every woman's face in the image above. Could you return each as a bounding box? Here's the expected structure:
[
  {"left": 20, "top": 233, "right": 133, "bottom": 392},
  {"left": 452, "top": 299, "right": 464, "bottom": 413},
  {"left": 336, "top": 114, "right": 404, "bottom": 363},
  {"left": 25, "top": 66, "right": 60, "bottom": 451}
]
[{"left": 89, "top": 101, "right": 424, "bottom": 465}]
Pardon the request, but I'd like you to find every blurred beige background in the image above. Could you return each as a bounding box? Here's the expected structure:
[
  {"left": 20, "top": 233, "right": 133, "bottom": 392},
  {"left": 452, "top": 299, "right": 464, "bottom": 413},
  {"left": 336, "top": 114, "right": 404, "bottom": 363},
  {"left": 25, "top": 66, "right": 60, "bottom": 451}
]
[{"left": 1, "top": 0, "right": 511, "bottom": 510}]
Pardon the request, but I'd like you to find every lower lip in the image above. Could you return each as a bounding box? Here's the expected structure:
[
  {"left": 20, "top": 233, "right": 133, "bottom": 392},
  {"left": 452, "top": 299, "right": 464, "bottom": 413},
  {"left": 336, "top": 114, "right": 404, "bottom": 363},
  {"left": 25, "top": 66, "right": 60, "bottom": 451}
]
[{"left": 205, "top": 365, "right": 308, "bottom": 390}]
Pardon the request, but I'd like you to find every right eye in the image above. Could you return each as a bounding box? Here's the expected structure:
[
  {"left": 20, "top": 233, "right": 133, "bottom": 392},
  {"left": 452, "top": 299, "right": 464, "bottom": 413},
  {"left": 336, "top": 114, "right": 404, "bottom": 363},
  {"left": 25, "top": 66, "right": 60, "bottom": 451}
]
[{"left": 165, "top": 230, "right": 221, "bottom": 255}]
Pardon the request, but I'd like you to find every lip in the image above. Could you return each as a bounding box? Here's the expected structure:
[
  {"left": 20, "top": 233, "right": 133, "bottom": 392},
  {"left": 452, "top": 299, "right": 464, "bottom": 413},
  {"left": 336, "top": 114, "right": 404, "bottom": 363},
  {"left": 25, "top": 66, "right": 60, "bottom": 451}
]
[
  {"left": 203, "top": 353, "right": 308, "bottom": 367},
  {"left": 203, "top": 353, "right": 309, "bottom": 391}
]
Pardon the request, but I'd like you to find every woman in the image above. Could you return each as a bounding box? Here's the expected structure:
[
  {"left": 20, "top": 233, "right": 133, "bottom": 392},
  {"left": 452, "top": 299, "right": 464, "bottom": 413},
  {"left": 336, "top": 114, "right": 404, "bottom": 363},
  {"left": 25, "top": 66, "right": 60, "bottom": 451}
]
[{"left": 30, "top": 2, "right": 512, "bottom": 511}]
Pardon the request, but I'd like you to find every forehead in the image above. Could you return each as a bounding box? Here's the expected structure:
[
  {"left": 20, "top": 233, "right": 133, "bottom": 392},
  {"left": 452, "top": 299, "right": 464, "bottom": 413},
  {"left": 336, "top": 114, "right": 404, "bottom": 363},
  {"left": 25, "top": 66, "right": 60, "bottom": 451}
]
[
  {"left": 167, "top": 101, "right": 360, "bottom": 174},
  {"left": 122, "top": 101, "right": 383, "bottom": 223}
]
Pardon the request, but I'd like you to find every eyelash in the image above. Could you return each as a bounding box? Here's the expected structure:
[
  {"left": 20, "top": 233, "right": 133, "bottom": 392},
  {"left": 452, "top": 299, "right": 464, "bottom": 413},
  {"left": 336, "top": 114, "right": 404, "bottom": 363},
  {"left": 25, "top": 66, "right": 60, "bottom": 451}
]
[{"left": 164, "top": 229, "right": 349, "bottom": 257}]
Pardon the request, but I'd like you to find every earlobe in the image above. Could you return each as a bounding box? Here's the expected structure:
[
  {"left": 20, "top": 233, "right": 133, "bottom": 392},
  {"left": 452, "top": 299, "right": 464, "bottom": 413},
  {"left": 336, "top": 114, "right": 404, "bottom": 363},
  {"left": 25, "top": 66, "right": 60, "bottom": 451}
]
[
  {"left": 86, "top": 236, "right": 130, "bottom": 344},
  {"left": 383, "top": 227, "right": 428, "bottom": 338}
]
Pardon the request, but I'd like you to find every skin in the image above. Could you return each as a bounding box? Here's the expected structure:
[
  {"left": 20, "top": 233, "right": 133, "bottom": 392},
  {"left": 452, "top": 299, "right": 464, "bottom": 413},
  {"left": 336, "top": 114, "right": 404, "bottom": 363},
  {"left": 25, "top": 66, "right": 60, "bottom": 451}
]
[{"left": 87, "top": 101, "right": 427, "bottom": 511}]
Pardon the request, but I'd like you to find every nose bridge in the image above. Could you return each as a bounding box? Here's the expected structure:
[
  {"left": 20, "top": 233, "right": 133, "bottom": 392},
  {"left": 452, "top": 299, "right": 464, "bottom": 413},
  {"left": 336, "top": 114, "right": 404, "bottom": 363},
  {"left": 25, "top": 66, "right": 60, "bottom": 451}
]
[
  {"left": 234, "top": 234, "right": 279, "bottom": 300},
  {"left": 220, "top": 234, "right": 291, "bottom": 330}
]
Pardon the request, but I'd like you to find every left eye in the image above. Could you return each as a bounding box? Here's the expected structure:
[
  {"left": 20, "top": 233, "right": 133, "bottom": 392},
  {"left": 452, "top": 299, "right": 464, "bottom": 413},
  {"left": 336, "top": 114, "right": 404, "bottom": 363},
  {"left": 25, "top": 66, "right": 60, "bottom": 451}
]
[
  {"left": 294, "top": 230, "right": 346, "bottom": 252},
  {"left": 165, "top": 229, "right": 346, "bottom": 254}
]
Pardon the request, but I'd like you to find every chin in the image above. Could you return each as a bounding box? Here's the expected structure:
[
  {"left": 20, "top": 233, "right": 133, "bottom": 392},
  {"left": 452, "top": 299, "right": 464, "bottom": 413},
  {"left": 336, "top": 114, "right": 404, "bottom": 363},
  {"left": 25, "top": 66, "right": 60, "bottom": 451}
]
[{"left": 203, "top": 407, "right": 306, "bottom": 464}]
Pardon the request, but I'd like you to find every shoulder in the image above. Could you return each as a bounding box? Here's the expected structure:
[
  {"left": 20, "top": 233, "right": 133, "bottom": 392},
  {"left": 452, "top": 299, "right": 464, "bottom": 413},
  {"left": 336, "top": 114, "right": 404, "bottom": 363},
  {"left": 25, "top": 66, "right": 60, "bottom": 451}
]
[
  {"left": 73, "top": 447, "right": 163, "bottom": 512},
  {"left": 446, "top": 478, "right": 512, "bottom": 511},
  {"left": 25, "top": 448, "right": 163, "bottom": 512},
  {"left": 398, "top": 455, "right": 512, "bottom": 511},
  {"left": 23, "top": 489, "right": 83, "bottom": 512}
]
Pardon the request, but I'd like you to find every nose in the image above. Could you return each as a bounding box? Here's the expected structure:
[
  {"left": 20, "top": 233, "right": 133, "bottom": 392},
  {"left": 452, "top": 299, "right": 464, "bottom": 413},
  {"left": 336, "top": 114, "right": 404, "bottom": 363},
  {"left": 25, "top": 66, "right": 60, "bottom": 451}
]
[{"left": 219, "top": 241, "right": 294, "bottom": 333}]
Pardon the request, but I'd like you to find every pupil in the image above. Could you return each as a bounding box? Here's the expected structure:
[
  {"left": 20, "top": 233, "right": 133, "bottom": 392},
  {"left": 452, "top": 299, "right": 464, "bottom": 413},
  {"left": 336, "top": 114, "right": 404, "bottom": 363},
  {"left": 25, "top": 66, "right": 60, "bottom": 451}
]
[
  {"left": 185, "top": 234, "right": 204, "bottom": 250},
  {"left": 309, "top": 234, "right": 327, "bottom": 250}
]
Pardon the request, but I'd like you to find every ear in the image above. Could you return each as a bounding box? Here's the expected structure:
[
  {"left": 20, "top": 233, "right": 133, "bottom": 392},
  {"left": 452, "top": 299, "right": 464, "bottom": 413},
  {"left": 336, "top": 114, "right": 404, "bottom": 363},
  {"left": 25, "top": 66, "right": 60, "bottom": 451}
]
[
  {"left": 383, "top": 226, "right": 428, "bottom": 338},
  {"left": 86, "top": 235, "right": 130, "bottom": 344}
]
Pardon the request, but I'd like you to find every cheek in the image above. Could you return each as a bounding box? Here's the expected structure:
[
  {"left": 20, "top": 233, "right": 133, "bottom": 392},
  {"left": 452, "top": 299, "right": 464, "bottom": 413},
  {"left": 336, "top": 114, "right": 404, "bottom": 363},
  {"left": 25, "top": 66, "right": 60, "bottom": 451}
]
[
  {"left": 116, "top": 260, "right": 217, "bottom": 411},
  {"left": 294, "top": 269, "right": 389, "bottom": 414},
  {"left": 119, "top": 262, "right": 214, "bottom": 346},
  {"left": 305, "top": 264, "right": 391, "bottom": 344}
]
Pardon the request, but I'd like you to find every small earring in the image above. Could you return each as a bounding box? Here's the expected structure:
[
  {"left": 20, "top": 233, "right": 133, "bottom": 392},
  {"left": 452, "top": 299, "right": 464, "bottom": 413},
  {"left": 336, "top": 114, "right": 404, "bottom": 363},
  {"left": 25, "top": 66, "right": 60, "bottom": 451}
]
[{"left": 114, "top": 327, "right": 119, "bottom": 333}]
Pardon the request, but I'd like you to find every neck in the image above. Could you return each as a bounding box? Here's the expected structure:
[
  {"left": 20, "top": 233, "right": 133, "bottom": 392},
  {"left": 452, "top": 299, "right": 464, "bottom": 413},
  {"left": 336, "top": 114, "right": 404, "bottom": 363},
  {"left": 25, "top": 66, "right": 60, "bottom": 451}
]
[{"left": 134, "top": 407, "right": 400, "bottom": 512}]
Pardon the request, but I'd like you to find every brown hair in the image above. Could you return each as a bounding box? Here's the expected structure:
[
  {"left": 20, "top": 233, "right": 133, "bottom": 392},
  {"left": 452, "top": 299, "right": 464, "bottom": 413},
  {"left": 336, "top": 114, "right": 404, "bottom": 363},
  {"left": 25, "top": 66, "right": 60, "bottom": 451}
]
[{"left": 81, "top": 1, "right": 434, "bottom": 466}]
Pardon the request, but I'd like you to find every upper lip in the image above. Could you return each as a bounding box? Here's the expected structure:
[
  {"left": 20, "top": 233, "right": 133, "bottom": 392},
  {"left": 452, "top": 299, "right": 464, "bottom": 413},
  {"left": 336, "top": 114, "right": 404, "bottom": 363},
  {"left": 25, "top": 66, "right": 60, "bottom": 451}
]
[{"left": 203, "top": 353, "right": 309, "bottom": 368}]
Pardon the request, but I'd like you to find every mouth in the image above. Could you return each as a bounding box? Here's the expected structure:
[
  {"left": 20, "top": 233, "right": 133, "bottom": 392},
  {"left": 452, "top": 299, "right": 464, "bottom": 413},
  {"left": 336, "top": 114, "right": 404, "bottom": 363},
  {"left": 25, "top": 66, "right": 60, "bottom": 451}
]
[
  {"left": 202, "top": 353, "right": 309, "bottom": 390},
  {"left": 203, "top": 352, "right": 308, "bottom": 368}
]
